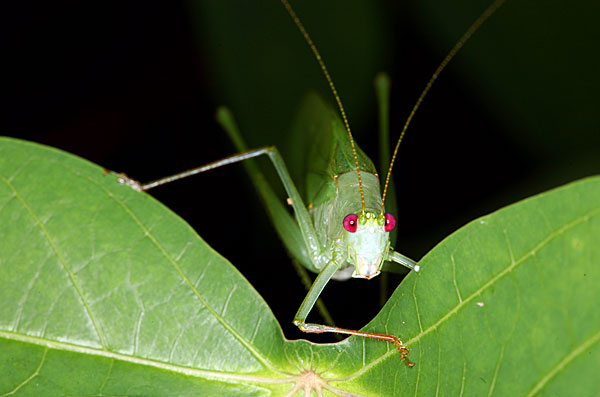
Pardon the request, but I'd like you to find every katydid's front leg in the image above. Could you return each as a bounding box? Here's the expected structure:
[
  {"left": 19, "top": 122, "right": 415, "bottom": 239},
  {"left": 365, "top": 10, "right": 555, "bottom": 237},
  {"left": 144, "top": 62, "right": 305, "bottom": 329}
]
[
  {"left": 388, "top": 249, "right": 421, "bottom": 272},
  {"left": 293, "top": 250, "right": 415, "bottom": 368}
]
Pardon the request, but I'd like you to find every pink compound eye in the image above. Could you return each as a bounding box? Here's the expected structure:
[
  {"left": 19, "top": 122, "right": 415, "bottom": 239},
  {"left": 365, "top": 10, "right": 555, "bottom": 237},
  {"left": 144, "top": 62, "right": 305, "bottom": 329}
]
[
  {"left": 384, "top": 213, "right": 396, "bottom": 232},
  {"left": 343, "top": 214, "right": 358, "bottom": 233}
]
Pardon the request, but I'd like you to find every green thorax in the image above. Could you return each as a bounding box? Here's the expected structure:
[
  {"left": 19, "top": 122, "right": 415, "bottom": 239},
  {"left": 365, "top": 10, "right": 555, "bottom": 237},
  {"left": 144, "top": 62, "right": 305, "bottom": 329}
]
[
  {"left": 285, "top": 92, "right": 387, "bottom": 276},
  {"left": 310, "top": 171, "right": 382, "bottom": 250}
]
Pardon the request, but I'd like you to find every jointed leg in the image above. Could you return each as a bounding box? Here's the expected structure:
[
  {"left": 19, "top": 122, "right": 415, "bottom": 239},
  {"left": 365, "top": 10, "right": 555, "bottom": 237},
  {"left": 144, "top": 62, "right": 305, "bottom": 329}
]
[{"left": 293, "top": 255, "right": 414, "bottom": 367}]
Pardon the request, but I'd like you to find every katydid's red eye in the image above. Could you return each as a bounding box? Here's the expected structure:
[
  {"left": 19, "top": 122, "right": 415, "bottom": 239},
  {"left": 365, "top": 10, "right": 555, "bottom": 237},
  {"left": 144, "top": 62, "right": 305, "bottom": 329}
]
[
  {"left": 343, "top": 214, "right": 358, "bottom": 233},
  {"left": 384, "top": 213, "right": 396, "bottom": 232}
]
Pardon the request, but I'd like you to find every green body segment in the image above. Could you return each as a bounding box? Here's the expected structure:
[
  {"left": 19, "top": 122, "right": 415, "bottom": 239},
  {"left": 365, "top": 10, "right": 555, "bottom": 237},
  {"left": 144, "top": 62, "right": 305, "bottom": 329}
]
[
  {"left": 286, "top": 92, "right": 377, "bottom": 208},
  {"left": 311, "top": 172, "right": 384, "bottom": 278},
  {"left": 311, "top": 171, "right": 382, "bottom": 253},
  {"left": 285, "top": 93, "right": 387, "bottom": 278}
]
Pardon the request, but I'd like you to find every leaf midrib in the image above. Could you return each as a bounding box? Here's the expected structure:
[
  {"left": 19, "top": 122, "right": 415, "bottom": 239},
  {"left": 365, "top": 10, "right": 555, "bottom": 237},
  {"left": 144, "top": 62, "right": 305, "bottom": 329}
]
[
  {"left": 0, "top": 330, "right": 291, "bottom": 385},
  {"left": 408, "top": 207, "right": 599, "bottom": 346}
]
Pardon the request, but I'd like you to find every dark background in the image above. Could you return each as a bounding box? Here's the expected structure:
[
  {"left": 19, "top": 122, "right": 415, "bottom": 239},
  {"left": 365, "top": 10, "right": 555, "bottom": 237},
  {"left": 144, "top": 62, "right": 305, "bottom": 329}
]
[{"left": 3, "top": 0, "right": 599, "bottom": 342}]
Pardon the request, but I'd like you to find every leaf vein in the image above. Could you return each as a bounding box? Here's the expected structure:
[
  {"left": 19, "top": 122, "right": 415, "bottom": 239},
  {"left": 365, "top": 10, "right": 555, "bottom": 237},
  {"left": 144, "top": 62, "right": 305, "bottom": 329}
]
[
  {"left": 527, "top": 328, "right": 600, "bottom": 396},
  {"left": 451, "top": 253, "right": 463, "bottom": 303},
  {"left": 221, "top": 284, "right": 238, "bottom": 317},
  {"left": 0, "top": 330, "right": 295, "bottom": 386},
  {"left": 0, "top": 173, "right": 106, "bottom": 348},
  {"left": 406, "top": 207, "right": 600, "bottom": 347},
  {"left": 1, "top": 346, "right": 47, "bottom": 396},
  {"left": 75, "top": 170, "right": 282, "bottom": 373},
  {"left": 487, "top": 344, "right": 504, "bottom": 396},
  {"left": 459, "top": 361, "right": 466, "bottom": 397}
]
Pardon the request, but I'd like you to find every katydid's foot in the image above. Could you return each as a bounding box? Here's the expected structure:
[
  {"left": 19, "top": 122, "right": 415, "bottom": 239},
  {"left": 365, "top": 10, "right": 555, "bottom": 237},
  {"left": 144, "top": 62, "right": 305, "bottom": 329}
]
[
  {"left": 392, "top": 338, "right": 414, "bottom": 368},
  {"left": 294, "top": 321, "right": 325, "bottom": 334},
  {"left": 115, "top": 173, "right": 143, "bottom": 191}
]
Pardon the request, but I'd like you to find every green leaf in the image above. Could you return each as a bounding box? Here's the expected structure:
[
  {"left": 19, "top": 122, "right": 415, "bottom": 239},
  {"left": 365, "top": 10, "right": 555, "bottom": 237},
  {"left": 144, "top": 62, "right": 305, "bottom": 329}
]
[
  {"left": 346, "top": 176, "right": 600, "bottom": 395},
  {"left": 1, "top": 137, "right": 599, "bottom": 395},
  {"left": 0, "top": 137, "right": 293, "bottom": 395}
]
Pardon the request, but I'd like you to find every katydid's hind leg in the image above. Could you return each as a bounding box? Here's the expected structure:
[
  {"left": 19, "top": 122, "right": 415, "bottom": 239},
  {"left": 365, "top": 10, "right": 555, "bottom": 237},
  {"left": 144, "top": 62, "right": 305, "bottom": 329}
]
[
  {"left": 215, "top": 107, "right": 324, "bottom": 270},
  {"left": 374, "top": 73, "right": 395, "bottom": 307},
  {"left": 374, "top": 73, "right": 400, "bottom": 239},
  {"left": 120, "top": 107, "right": 326, "bottom": 273},
  {"left": 119, "top": 107, "right": 336, "bottom": 326},
  {"left": 375, "top": 73, "right": 392, "bottom": 179},
  {"left": 375, "top": 74, "right": 420, "bottom": 300},
  {"left": 216, "top": 108, "right": 339, "bottom": 327}
]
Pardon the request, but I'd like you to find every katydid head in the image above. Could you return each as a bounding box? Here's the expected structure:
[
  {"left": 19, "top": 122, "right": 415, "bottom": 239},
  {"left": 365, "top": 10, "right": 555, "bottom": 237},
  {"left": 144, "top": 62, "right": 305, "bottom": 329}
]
[{"left": 343, "top": 211, "right": 396, "bottom": 279}]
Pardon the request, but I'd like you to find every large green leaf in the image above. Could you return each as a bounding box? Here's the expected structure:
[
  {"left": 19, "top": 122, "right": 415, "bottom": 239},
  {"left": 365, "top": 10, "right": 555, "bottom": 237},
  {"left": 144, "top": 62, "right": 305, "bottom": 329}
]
[
  {"left": 1, "top": 137, "right": 599, "bottom": 395},
  {"left": 0, "top": 138, "right": 293, "bottom": 395}
]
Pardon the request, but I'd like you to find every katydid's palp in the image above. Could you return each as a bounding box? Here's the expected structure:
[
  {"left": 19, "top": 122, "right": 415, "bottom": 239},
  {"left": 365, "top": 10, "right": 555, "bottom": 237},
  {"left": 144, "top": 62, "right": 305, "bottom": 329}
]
[{"left": 118, "top": 0, "right": 506, "bottom": 368}]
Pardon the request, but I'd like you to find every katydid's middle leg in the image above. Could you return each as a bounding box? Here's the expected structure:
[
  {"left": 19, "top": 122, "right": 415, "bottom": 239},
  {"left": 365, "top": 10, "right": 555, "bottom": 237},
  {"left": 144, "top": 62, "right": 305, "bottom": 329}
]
[{"left": 215, "top": 107, "right": 344, "bottom": 327}]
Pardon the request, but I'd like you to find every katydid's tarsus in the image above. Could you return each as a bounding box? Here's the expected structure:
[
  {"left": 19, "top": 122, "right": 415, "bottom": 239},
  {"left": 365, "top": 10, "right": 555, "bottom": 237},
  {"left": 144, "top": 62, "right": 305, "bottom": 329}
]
[{"left": 119, "top": 0, "right": 506, "bottom": 367}]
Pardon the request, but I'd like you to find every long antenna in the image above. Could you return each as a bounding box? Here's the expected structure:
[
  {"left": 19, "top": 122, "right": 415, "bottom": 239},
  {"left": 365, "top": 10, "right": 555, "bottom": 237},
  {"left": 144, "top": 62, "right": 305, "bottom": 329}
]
[
  {"left": 280, "top": 0, "right": 366, "bottom": 213},
  {"left": 380, "top": 0, "right": 506, "bottom": 213}
]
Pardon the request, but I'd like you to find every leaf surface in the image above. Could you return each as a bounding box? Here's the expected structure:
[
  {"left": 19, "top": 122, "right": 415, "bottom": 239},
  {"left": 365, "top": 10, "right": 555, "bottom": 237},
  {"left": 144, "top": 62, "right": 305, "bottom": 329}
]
[
  {"left": 1, "top": 137, "right": 598, "bottom": 395},
  {"left": 0, "top": 138, "right": 292, "bottom": 395}
]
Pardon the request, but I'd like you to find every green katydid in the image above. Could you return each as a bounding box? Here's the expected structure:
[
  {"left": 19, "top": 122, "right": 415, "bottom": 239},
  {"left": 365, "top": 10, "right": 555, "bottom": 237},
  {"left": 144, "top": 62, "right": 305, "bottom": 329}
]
[{"left": 119, "top": 0, "right": 505, "bottom": 368}]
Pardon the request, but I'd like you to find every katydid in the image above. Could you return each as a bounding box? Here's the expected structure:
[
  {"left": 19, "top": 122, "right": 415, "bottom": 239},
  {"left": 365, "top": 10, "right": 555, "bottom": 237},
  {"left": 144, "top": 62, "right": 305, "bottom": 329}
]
[{"left": 119, "top": 0, "right": 506, "bottom": 368}]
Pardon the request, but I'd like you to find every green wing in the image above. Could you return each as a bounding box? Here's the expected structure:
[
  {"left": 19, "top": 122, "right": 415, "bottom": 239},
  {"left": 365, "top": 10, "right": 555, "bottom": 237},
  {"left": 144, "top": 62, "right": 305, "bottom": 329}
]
[{"left": 284, "top": 92, "right": 377, "bottom": 208}]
